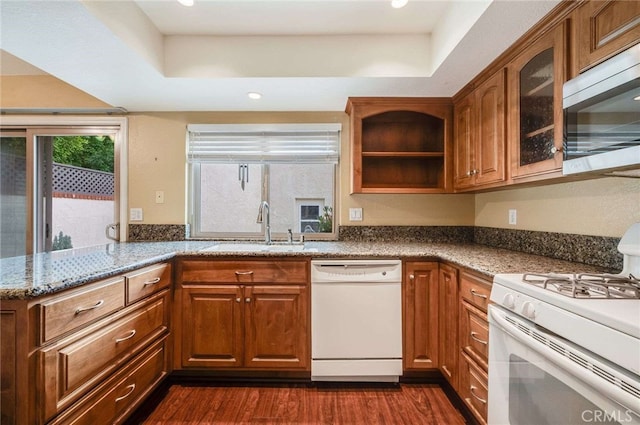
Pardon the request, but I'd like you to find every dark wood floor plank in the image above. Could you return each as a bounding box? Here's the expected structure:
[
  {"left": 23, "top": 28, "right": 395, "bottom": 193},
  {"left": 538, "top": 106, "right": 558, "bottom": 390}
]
[{"left": 141, "top": 383, "right": 466, "bottom": 424}]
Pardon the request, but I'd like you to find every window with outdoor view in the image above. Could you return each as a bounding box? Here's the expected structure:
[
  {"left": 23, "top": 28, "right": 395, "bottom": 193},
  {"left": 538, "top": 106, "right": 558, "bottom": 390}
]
[{"left": 188, "top": 124, "right": 340, "bottom": 240}]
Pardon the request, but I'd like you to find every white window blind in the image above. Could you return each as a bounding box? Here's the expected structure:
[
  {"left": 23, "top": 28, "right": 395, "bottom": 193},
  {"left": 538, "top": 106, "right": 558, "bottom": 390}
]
[{"left": 187, "top": 123, "right": 341, "bottom": 163}]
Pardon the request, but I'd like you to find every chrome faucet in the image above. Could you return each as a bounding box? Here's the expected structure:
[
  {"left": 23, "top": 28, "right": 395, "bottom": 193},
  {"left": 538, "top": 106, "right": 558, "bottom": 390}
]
[{"left": 256, "top": 201, "right": 271, "bottom": 244}]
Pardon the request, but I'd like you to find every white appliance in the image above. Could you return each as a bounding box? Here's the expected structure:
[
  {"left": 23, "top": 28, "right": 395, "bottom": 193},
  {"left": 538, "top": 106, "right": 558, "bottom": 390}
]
[
  {"left": 311, "top": 259, "right": 403, "bottom": 382},
  {"left": 488, "top": 223, "right": 640, "bottom": 424}
]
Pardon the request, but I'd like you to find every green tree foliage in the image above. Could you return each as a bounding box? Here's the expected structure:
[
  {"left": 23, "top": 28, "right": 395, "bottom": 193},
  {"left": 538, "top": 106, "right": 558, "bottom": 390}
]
[
  {"left": 53, "top": 136, "right": 114, "bottom": 172},
  {"left": 318, "top": 206, "right": 333, "bottom": 233},
  {"left": 52, "top": 231, "right": 73, "bottom": 251}
]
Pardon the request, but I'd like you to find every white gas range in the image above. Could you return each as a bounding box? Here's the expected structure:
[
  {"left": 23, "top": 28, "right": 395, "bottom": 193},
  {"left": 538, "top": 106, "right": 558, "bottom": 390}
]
[{"left": 488, "top": 223, "right": 640, "bottom": 425}]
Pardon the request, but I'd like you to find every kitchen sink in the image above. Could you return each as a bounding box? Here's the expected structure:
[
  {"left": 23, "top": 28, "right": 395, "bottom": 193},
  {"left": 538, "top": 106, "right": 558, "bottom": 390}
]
[{"left": 201, "top": 243, "right": 318, "bottom": 253}]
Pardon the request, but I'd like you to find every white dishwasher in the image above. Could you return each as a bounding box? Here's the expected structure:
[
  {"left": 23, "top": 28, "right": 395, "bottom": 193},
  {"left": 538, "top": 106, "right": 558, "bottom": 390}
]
[{"left": 311, "top": 259, "right": 403, "bottom": 382}]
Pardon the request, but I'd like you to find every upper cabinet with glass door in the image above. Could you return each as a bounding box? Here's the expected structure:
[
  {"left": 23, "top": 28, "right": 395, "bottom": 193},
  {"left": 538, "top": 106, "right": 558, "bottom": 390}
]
[{"left": 509, "top": 24, "right": 566, "bottom": 180}]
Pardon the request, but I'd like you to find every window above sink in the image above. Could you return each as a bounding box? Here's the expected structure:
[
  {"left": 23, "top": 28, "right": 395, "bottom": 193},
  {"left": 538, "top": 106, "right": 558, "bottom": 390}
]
[{"left": 187, "top": 124, "right": 340, "bottom": 242}]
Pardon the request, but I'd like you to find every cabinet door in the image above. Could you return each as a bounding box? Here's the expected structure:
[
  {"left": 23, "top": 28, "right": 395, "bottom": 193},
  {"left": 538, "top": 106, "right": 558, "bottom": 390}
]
[
  {"left": 1, "top": 310, "right": 17, "bottom": 425},
  {"left": 509, "top": 24, "right": 565, "bottom": 179},
  {"left": 453, "top": 93, "right": 475, "bottom": 190},
  {"left": 403, "top": 262, "right": 439, "bottom": 370},
  {"left": 576, "top": 0, "right": 640, "bottom": 73},
  {"left": 243, "top": 285, "right": 309, "bottom": 370},
  {"left": 474, "top": 69, "right": 506, "bottom": 186},
  {"left": 438, "top": 264, "right": 459, "bottom": 389},
  {"left": 181, "top": 285, "right": 243, "bottom": 368}
]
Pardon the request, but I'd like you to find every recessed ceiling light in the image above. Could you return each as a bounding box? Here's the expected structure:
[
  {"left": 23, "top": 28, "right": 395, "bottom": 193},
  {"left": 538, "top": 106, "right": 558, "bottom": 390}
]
[
  {"left": 177, "top": 0, "right": 194, "bottom": 6},
  {"left": 248, "top": 92, "right": 262, "bottom": 100},
  {"left": 634, "top": 95, "right": 640, "bottom": 101},
  {"left": 391, "top": 0, "right": 408, "bottom": 8}
]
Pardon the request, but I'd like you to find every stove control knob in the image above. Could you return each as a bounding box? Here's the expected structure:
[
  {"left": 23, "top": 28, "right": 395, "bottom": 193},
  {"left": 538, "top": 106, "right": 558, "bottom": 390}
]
[
  {"left": 522, "top": 301, "right": 536, "bottom": 319},
  {"left": 502, "top": 293, "right": 516, "bottom": 309}
]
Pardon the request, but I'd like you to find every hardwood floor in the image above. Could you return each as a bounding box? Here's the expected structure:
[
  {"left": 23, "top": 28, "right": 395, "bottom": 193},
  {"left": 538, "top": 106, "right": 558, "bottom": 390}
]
[{"left": 136, "top": 383, "right": 467, "bottom": 424}]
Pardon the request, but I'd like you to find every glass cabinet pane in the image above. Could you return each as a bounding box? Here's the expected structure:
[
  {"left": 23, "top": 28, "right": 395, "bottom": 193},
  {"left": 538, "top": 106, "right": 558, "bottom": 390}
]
[{"left": 519, "top": 47, "right": 555, "bottom": 166}]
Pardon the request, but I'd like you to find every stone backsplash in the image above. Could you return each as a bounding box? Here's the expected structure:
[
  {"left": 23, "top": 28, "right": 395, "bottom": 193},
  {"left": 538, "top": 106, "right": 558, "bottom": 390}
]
[
  {"left": 338, "top": 225, "right": 474, "bottom": 243},
  {"left": 128, "top": 224, "right": 189, "bottom": 242},
  {"left": 128, "top": 224, "right": 622, "bottom": 271},
  {"left": 340, "top": 225, "right": 622, "bottom": 271},
  {"left": 473, "top": 226, "right": 622, "bottom": 271}
]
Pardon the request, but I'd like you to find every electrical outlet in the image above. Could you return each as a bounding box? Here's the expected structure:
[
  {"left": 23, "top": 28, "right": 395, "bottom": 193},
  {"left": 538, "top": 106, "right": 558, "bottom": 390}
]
[
  {"left": 130, "top": 208, "right": 143, "bottom": 221},
  {"left": 155, "top": 191, "right": 164, "bottom": 204},
  {"left": 349, "top": 208, "right": 363, "bottom": 221},
  {"left": 508, "top": 209, "right": 517, "bottom": 225}
]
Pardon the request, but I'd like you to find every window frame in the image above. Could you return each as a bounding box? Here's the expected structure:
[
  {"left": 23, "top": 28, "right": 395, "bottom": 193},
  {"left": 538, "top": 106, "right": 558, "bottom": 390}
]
[
  {"left": 0, "top": 116, "right": 127, "bottom": 254},
  {"left": 187, "top": 123, "right": 340, "bottom": 241}
]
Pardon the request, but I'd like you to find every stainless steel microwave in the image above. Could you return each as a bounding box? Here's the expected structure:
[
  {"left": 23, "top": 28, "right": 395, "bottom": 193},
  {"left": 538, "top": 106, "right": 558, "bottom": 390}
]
[{"left": 563, "top": 43, "right": 640, "bottom": 175}]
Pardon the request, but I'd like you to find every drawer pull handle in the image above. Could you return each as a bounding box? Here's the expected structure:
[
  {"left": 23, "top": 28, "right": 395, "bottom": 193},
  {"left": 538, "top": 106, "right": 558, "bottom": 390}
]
[
  {"left": 470, "top": 385, "right": 487, "bottom": 404},
  {"left": 470, "top": 331, "right": 488, "bottom": 345},
  {"left": 143, "top": 277, "right": 161, "bottom": 286},
  {"left": 115, "top": 384, "right": 136, "bottom": 402},
  {"left": 470, "top": 289, "right": 487, "bottom": 299},
  {"left": 75, "top": 299, "right": 105, "bottom": 315},
  {"left": 115, "top": 329, "right": 137, "bottom": 343},
  {"left": 235, "top": 270, "right": 254, "bottom": 276}
]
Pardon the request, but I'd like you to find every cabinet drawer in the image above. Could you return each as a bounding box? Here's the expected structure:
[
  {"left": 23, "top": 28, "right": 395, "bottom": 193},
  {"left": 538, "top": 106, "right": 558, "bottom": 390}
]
[
  {"left": 460, "top": 351, "right": 488, "bottom": 425},
  {"left": 39, "top": 291, "right": 169, "bottom": 421},
  {"left": 126, "top": 263, "right": 172, "bottom": 304},
  {"left": 40, "top": 277, "right": 125, "bottom": 343},
  {"left": 460, "top": 272, "right": 490, "bottom": 311},
  {"left": 48, "top": 337, "right": 168, "bottom": 425},
  {"left": 181, "top": 260, "right": 308, "bottom": 284},
  {"left": 460, "top": 300, "right": 488, "bottom": 370}
]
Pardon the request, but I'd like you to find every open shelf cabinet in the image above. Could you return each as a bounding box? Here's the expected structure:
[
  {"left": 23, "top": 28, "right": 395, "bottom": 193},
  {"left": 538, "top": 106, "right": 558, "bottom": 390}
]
[{"left": 346, "top": 97, "right": 453, "bottom": 193}]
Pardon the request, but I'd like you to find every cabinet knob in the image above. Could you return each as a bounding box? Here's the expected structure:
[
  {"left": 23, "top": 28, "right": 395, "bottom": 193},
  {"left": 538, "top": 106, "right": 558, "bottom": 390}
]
[
  {"left": 245, "top": 297, "right": 251, "bottom": 303},
  {"left": 550, "top": 146, "right": 562, "bottom": 154},
  {"left": 236, "top": 297, "right": 241, "bottom": 303},
  {"left": 409, "top": 274, "right": 415, "bottom": 280}
]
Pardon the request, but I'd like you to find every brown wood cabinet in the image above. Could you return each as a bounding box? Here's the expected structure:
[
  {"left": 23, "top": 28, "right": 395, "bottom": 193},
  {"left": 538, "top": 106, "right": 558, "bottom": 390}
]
[
  {"left": 459, "top": 351, "right": 488, "bottom": 425},
  {"left": 176, "top": 259, "right": 310, "bottom": 371},
  {"left": 438, "top": 263, "right": 459, "bottom": 389},
  {"left": 346, "top": 97, "right": 453, "bottom": 194},
  {"left": 38, "top": 291, "right": 170, "bottom": 421},
  {"left": 0, "top": 262, "right": 172, "bottom": 425},
  {"left": 458, "top": 270, "right": 491, "bottom": 425},
  {"left": 453, "top": 69, "right": 507, "bottom": 191},
  {"left": 574, "top": 0, "right": 640, "bottom": 74},
  {"left": 509, "top": 23, "right": 567, "bottom": 180},
  {"left": 403, "top": 261, "right": 439, "bottom": 370},
  {"left": 48, "top": 337, "right": 169, "bottom": 425}
]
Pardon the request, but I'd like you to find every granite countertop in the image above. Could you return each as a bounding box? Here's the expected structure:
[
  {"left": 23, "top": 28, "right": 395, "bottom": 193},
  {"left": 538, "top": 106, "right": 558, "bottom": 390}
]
[{"left": 0, "top": 240, "right": 611, "bottom": 300}]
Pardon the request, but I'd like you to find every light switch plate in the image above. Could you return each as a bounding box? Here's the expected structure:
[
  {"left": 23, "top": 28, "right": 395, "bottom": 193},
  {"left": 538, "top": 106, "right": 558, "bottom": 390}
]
[
  {"left": 349, "top": 208, "right": 363, "bottom": 221},
  {"left": 508, "top": 209, "right": 517, "bottom": 225},
  {"left": 130, "top": 208, "right": 143, "bottom": 221}
]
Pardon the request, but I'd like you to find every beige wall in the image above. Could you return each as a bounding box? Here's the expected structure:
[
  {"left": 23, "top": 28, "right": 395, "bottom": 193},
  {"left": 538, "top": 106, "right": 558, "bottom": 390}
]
[
  {"left": 0, "top": 75, "right": 111, "bottom": 108},
  {"left": 126, "top": 111, "right": 475, "bottom": 227},
  {"left": 475, "top": 178, "right": 640, "bottom": 238},
  {"left": 1, "top": 74, "right": 637, "bottom": 237}
]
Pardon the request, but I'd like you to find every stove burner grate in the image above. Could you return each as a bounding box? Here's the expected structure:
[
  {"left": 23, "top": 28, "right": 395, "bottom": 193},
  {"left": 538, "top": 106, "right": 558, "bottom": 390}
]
[{"left": 522, "top": 273, "right": 640, "bottom": 299}]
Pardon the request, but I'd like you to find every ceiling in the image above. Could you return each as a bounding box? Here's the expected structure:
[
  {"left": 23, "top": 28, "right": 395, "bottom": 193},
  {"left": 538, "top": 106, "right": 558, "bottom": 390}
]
[{"left": 0, "top": 0, "right": 561, "bottom": 112}]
